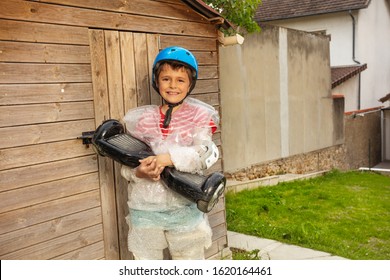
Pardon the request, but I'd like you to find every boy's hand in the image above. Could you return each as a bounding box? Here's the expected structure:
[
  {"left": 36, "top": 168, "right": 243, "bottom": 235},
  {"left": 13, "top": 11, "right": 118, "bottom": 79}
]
[
  {"left": 135, "top": 154, "right": 173, "bottom": 181},
  {"left": 155, "top": 153, "right": 173, "bottom": 168},
  {"left": 136, "top": 156, "right": 164, "bottom": 181}
]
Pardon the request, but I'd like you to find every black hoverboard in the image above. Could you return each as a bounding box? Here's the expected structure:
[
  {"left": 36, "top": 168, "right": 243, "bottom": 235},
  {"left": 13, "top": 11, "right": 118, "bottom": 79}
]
[{"left": 91, "top": 119, "right": 226, "bottom": 213}]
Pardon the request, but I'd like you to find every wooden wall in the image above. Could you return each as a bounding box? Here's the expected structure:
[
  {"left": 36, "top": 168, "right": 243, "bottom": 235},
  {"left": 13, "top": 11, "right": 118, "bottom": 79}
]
[{"left": 0, "top": 0, "right": 227, "bottom": 259}]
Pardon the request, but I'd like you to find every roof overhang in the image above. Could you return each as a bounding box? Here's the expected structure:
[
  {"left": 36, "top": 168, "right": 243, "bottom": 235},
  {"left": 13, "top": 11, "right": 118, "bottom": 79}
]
[
  {"left": 379, "top": 93, "right": 390, "bottom": 103},
  {"left": 180, "top": 0, "right": 234, "bottom": 30},
  {"left": 331, "top": 64, "right": 367, "bottom": 89}
]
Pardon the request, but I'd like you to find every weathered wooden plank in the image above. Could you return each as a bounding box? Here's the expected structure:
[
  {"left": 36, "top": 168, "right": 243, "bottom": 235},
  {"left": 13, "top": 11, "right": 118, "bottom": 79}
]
[
  {"left": 1, "top": 0, "right": 216, "bottom": 38},
  {"left": 160, "top": 35, "right": 217, "bottom": 51},
  {"left": 0, "top": 41, "right": 90, "bottom": 63},
  {"left": 0, "top": 140, "right": 96, "bottom": 186},
  {"left": 105, "top": 30, "right": 132, "bottom": 259},
  {"left": 147, "top": 34, "right": 161, "bottom": 106},
  {"left": 0, "top": 119, "right": 95, "bottom": 149},
  {"left": 1, "top": 224, "right": 103, "bottom": 259},
  {"left": 0, "top": 19, "right": 89, "bottom": 45},
  {"left": 89, "top": 29, "right": 119, "bottom": 260},
  {"left": 0, "top": 190, "right": 101, "bottom": 235},
  {"left": 191, "top": 92, "right": 220, "bottom": 107},
  {"left": 208, "top": 209, "right": 226, "bottom": 228},
  {"left": 0, "top": 173, "right": 99, "bottom": 213},
  {"left": 113, "top": 161, "right": 132, "bottom": 260},
  {"left": 209, "top": 233, "right": 227, "bottom": 257},
  {"left": 152, "top": 49, "right": 219, "bottom": 66},
  {"left": 133, "top": 33, "right": 151, "bottom": 106},
  {"left": 205, "top": 241, "right": 220, "bottom": 258},
  {"left": 96, "top": 155, "right": 119, "bottom": 260},
  {"left": 0, "top": 63, "right": 91, "bottom": 84},
  {"left": 107, "top": 30, "right": 133, "bottom": 260},
  {"left": 0, "top": 101, "right": 94, "bottom": 127},
  {"left": 28, "top": 0, "right": 204, "bottom": 22},
  {"left": 210, "top": 186, "right": 224, "bottom": 205},
  {"left": 0, "top": 83, "right": 93, "bottom": 105},
  {"left": 215, "top": 235, "right": 228, "bottom": 250},
  {"left": 198, "top": 66, "right": 219, "bottom": 80},
  {"left": 105, "top": 30, "right": 125, "bottom": 120},
  {"left": 120, "top": 32, "right": 138, "bottom": 112},
  {"left": 0, "top": 155, "right": 98, "bottom": 191},
  {"left": 210, "top": 223, "right": 227, "bottom": 242},
  {"left": 206, "top": 158, "right": 223, "bottom": 173},
  {"left": 51, "top": 240, "right": 105, "bottom": 260},
  {"left": 157, "top": 38, "right": 219, "bottom": 65},
  {"left": 89, "top": 29, "right": 110, "bottom": 123},
  {"left": 194, "top": 51, "right": 218, "bottom": 65},
  {"left": 206, "top": 235, "right": 228, "bottom": 258},
  {"left": 192, "top": 80, "right": 219, "bottom": 95},
  {"left": 0, "top": 207, "right": 102, "bottom": 256},
  {"left": 208, "top": 196, "right": 225, "bottom": 215},
  {"left": 212, "top": 132, "right": 222, "bottom": 147}
]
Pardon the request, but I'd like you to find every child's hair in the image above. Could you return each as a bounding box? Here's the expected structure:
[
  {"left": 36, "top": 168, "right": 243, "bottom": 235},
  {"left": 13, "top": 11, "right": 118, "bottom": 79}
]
[{"left": 154, "top": 61, "right": 195, "bottom": 85}]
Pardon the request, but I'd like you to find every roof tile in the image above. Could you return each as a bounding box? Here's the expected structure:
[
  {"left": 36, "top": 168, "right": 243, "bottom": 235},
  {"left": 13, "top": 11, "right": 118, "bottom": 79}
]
[
  {"left": 255, "top": 0, "right": 370, "bottom": 22},
  {"left": 331, "top": 64, "right": 367, "bottom": 88}
]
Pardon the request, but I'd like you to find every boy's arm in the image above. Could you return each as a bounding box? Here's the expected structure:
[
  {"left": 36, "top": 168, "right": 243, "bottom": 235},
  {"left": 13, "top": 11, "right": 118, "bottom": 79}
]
[
  {"left": 135, "top": 157, "right": 164, "bottom": 181},
  {"left": 155, "top": 153, "right": 173, "bottom": 168},
  {"left": 121, "top": 156, "right": 167, "bottom": 182},
  {"left": 168, "top": 134, "right": 219, "bottom": 174}
]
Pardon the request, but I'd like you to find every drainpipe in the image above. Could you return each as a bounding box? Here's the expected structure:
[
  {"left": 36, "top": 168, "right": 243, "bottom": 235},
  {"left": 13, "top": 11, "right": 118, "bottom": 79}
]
[
  {"left": 381, "top": 109, "right": 384, "bottom": 161},
  {"left": 218, "top": 31, "right": 245, "bottom": 46},
  {"left": 349, "top": 10, "right": 361, "bottom": 110}
]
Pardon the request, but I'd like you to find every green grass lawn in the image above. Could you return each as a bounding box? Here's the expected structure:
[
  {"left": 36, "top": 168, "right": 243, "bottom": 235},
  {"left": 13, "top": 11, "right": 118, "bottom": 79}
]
[{"left": 226, "top": 170, "right": 390, "bottom": 260}]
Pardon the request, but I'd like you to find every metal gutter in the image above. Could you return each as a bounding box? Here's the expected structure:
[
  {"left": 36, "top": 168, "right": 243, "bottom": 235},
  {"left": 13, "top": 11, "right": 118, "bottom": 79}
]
[{"left": 349, "top": 10, "right": 362, "bottom": 110}]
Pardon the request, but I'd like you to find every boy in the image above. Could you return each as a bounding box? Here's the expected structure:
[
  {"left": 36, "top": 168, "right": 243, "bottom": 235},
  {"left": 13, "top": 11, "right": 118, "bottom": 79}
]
[{"left": 121, "top": 46, "right": 220, "bottom": 260}]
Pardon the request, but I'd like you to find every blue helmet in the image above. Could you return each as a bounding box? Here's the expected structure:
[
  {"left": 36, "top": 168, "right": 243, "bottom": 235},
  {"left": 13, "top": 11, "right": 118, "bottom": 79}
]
[{"left": 152, "top": 46, "right": 198, "bottom": 95}]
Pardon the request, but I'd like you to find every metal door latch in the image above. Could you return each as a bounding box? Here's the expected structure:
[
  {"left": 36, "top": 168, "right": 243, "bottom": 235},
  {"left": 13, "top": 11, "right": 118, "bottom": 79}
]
[{"left": 78, "top": 131, "right": 94, "bottom": 147}]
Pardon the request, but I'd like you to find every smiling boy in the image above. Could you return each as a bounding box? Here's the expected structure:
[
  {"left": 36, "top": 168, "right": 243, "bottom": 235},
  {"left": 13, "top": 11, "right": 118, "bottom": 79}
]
[{"left": 120, "top": 46, "right": 220, "bottom": 260}]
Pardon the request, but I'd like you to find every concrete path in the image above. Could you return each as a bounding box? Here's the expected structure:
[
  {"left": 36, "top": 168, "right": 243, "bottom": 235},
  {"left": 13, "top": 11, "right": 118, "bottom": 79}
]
[{"left": 228, "top": 231, "right": 347, "bottom": 260}]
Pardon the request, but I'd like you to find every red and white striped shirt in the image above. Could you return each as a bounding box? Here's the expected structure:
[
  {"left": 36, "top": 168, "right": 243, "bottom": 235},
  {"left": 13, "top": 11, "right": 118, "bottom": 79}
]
[{"left": 135, "top": 101, "right": 217, "bottom": 146}]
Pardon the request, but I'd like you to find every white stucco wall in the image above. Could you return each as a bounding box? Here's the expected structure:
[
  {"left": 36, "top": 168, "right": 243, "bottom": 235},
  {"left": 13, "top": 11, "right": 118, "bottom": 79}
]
[
  {"left": 267, "top": 12, "right": 355, "bottom": 66},
  {"left": 357, "top": 0, "right": 390, "bottom": 109},
  {"left": 265, "top": 0, "right": 390, "bottom": 111},
  {"left": 332, "top": 76, "right": 360, "bottom": 112},
  {"left": 219, "top": 27, "right": 333, "bottom": 172}
]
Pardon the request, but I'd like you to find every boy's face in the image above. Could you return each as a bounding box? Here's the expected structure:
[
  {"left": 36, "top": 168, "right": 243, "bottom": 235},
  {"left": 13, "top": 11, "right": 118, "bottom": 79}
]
[{"left": 157, "top": 64, "right": 191, "bottom": 105}]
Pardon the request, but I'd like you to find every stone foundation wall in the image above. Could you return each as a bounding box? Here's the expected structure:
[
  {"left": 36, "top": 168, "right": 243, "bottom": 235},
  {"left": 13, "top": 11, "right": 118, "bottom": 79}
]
[
  {"left": 344, "top": 110, "right": 382, "bottom": 169},
  {"left": 225, "top": 145, "right": 348, "bottom": 181},
  {"left": 224, "top": 110, "right": 382, "bottom": 181}
]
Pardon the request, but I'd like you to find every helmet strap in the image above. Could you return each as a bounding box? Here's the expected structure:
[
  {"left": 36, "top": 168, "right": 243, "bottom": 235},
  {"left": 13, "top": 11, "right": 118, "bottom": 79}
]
[{"left": 162, "top": 99, "right": 184, "bottom": 128}]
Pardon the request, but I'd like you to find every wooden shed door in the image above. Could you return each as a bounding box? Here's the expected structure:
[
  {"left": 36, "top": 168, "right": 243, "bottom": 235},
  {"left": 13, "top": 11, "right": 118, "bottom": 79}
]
[{"left": 88, "top": 29, "right": 160, "bottom": 259}]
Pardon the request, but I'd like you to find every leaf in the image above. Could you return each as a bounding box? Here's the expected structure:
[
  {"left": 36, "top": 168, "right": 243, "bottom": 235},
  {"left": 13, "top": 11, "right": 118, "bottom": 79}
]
[{"left": 204, "top": 0, "right": 262, "bottom": 35}]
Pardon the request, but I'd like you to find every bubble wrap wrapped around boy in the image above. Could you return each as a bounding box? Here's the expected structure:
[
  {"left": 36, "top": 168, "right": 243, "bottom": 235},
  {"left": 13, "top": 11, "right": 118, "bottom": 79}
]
[{"left": 120, "top": 97, "right": 220, "bottom": 259}]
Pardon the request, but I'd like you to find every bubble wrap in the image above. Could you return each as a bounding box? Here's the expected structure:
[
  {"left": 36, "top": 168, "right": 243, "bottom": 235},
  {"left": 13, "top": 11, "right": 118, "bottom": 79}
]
[{"left": 121, "top": 98, "right": 219, "bottom": 258}]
